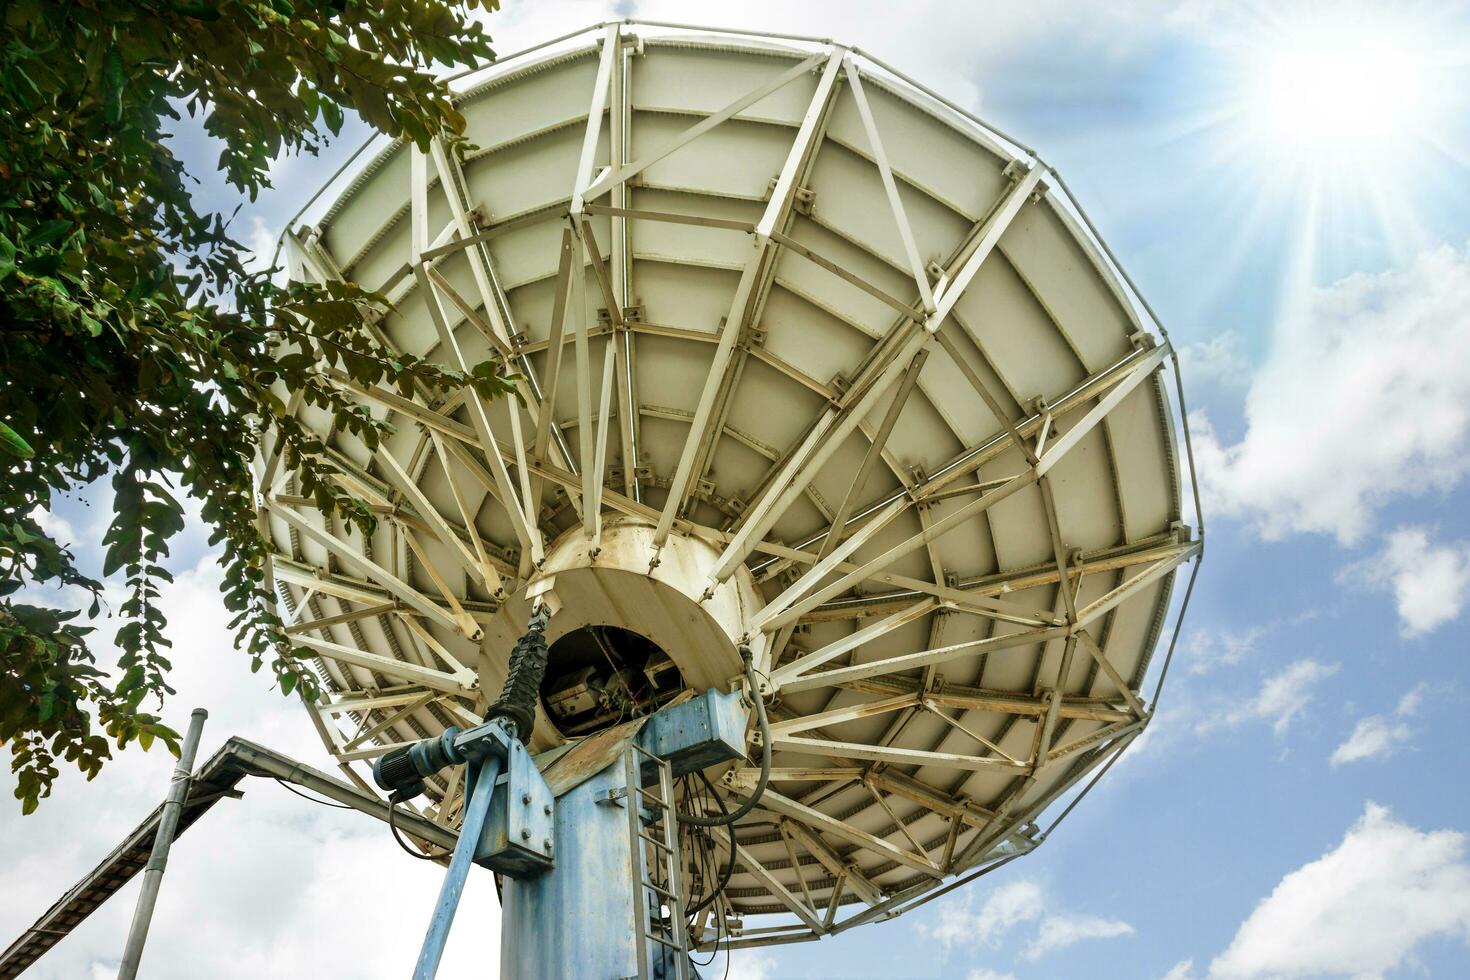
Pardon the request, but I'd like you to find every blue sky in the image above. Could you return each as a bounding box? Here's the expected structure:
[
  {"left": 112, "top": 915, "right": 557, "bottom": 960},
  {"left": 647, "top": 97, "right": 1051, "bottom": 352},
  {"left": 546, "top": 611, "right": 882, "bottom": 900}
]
[{"left": 4, "top": 2, "right": 1470, "bottom": 978}]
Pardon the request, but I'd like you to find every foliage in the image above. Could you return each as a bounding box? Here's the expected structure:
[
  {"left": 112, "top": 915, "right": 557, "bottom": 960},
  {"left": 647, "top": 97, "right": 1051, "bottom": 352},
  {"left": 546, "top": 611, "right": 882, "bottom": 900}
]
[{"left": 0, "top": 0, "right": 513, "bottom": 813}]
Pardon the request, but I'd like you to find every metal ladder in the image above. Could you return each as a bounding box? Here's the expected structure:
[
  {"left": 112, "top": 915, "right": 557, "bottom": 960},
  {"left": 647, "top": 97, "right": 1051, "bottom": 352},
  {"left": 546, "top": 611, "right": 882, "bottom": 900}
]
[{"left": 624, "top": 742, "right": 691, "bottom": 980}]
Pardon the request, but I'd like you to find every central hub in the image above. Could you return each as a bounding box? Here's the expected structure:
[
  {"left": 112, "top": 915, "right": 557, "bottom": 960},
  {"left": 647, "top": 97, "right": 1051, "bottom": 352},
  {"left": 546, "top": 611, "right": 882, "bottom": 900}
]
[
  {"left": 477, "top": 519, "right": 765, "bottom": 750},
  {"left": 540, "top": 625, "right": 682, "bottom": 735}
]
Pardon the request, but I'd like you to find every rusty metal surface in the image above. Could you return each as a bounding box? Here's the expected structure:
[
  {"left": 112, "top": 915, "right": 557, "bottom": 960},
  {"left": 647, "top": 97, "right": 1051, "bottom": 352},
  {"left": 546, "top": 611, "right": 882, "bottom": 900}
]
[{"left": 537, "top": 717, "right": 650, "bottom": 798}]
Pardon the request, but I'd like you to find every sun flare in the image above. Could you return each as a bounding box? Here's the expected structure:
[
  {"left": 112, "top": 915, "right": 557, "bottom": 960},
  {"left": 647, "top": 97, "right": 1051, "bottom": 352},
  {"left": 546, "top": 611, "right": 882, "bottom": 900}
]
[
  {"left": 1248, "top": 32, "right": 1429, "bottom": 157},
  {"left": 1223, "top": 5, "right": 1454, "bottom": 178},
  {"left": 1201, "top": 3, "right": 1465, "bottom": 299}
]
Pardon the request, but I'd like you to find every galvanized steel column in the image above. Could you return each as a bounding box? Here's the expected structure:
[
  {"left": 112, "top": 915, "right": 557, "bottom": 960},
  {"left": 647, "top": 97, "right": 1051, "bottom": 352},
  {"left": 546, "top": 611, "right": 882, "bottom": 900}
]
[{"left": 117, "top": 707, "right": 208, "bottom": 980}]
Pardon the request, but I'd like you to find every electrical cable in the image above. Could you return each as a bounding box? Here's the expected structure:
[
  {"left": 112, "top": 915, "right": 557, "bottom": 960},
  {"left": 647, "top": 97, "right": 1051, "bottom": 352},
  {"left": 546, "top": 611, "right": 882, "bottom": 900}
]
[
  {"left": 387, "top": 791, "right": 443, "bottom": 861},
  {"left": 677, "top": 646, "right": 771, "bottom": 828},
  {"left": 720, "top": 902, "right": 733, "bottom": 980},
  {"left": 685, "top": 777, "right": 708, "bottom": 906},
  {"left": 688, "top": 849, "right": 721, "bottom": 969},
  {"left": 270, "top": 777, "right": 356, "bottom": 809},
  {"left": 685, "top": 771, "right": 737, "bottom": 917},
  {"left": 675, "top": 772, "right": 724, "bottom": 969},
  {"left": 268, "top": 771, "right": 458, "bottom": 866}
]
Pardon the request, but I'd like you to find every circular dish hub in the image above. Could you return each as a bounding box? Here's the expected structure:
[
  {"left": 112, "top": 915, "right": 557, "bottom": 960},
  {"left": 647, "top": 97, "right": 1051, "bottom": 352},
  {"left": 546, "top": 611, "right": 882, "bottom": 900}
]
[
  {"left": 260, "top": 22, "right": 1199, "bottom": 946},
  {"left": 481, "top": 518, "right": 761, "bottom": 741}
]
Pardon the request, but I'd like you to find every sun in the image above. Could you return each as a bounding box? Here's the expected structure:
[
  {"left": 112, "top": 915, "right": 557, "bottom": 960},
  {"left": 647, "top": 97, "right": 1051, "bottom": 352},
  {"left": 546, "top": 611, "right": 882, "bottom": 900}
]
[
  {"left": 1169, "top": 3, "right": 1470, "bottom": 327},
  {"left": 1196, "top": 4, "right": 1463, "bottom": 284},
  {"left": 1217, "top": 5, "right": 1446, "bottom": 176},
  {"left": 1247, "top": 28, "right": 1429, "bottom": 160}
]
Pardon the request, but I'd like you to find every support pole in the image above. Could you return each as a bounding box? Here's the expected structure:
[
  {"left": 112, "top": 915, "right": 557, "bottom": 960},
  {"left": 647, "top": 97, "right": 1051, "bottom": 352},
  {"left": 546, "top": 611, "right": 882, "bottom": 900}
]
[
  {"left": 118, "top": 707, "right": 208, "bottom": 980},
  {"left": 413, "top": 752, "right": 506, "bottom": 979}
]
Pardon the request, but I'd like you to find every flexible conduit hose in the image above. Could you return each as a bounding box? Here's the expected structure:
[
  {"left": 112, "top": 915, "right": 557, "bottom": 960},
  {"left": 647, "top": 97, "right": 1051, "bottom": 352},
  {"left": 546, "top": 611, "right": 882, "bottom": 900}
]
[{"left": 677, "top": 646, "right": 771, "bottom": 828}]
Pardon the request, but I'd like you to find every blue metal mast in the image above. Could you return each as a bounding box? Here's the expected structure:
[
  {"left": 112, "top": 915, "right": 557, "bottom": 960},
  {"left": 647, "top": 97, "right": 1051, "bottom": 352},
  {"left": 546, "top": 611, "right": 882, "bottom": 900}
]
[{"left": 372, "top": 607, "right": 754, "bottom": 979}]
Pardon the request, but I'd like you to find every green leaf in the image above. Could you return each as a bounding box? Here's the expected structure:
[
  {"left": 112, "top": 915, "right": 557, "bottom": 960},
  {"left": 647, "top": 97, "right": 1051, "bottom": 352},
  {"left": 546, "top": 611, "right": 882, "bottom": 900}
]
[
  {"left": 0, "top": 0, "right": 511, "bottom": 813},
  {"left": 103, "top": 46, "right": 125, "bottom": 123},
  {"left": 0, "top": 421, "right": 35, "bottom": 460},
  {"left": 27, "top": 219, "right": 74, "bottom": 248}
]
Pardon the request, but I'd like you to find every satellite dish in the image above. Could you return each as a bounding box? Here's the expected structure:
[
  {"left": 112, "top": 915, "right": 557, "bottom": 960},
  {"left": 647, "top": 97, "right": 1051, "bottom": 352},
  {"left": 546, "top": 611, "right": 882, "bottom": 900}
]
[{"left": 263, "top": 21, "right": 1201, "bottom": 947}]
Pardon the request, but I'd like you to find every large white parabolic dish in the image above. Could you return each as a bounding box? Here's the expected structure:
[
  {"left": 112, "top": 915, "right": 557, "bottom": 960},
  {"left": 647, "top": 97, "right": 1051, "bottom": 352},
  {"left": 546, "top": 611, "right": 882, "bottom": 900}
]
[{"left": 262, "top": 21, "right": 1202, "bottom": 948}]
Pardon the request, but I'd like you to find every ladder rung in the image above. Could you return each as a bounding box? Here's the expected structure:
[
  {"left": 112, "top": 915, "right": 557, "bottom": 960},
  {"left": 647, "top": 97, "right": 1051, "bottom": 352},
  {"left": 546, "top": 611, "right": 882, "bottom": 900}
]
[
  {"left": 638, "top": 830, "right": 673, "bottom": 851},
  {"left": 642, "top": 879, "right": 676, "bottom": 900},
  {"left": 643, "top": 931, "right": 681, "bottom": 949},
  {"left": 633, "top": 785, "right": 666, "bottom": 804}
]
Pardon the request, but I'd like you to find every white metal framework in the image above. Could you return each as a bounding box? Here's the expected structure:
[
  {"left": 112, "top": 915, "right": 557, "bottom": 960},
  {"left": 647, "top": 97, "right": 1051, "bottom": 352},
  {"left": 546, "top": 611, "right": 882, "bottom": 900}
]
[{"left": 259, "top": 21, "right": 1203, "bottom": 951}]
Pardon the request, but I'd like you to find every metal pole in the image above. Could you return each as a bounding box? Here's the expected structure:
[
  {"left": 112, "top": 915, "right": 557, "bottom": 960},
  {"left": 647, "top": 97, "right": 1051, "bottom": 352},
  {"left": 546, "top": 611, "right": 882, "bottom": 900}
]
[
  {"left": 118, "top": 707, "right": 208, "bottom": 980},
  {"left": 413, "top": 754, "right": 504, "bottom": 980}
]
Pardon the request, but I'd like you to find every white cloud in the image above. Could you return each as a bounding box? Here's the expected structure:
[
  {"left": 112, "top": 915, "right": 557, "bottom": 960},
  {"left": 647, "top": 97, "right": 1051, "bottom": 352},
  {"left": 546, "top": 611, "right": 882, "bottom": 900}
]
[
  {"left": 1250, "top": 660, "right": 1339, "bottom": 735},
  {"left": 1185, "top": 626, "right": 1265, "bottom": 675},
  {"left": 1330, "top": 682, "right": 1426, "bottom": 767},
  {"left": 1340, "top": 525, "right": 1470, "bottom": 637},
  {"left": 925, "top": 878, "right": 1132, "bottom": 962},
  {"left": 0, "top": 552, "right": 498, "bottom": 979},
  {"left": 698, "top": 949, "right": 780, "bottom": 980},
  {"left": 929, "top": 879, "right": 1044, "bottom": 948},
  {"left": 1023, "top": 912, "right": 1135, "bottom": 960},
  {"left": 1329, "top": 716, "right": 1411, "bottom": 767},
  {"left": 1395, "top": 682, "right": 1428, "bottom": 717},
  {"left": 29, "top": 505, "right": 78, "bottom": 548},
  {"left": 466, "top": 0, "right": 1202, "bottom": 145},
  {"left": 1178, "top": 331, "right": 1251, "bottom": 388},
  {"left": 1209, "top": 803, "right": 1470, "bottom": 979},
  {"left": 725, "top": 951, "right": 776, "bottom": 980},
  {"left": 1202, "top": 660, "right": 1339, "bottom": 736},
  {"left": 1121, "top": 697, "right": 1192, "bottom": 765},
  {"left": 1192, "top": 243, "right": 1470, "bottom": 543},
  {"left": 241, "top": 215, "right": 277, "bottom": 276},
  {"left": 1162, "top": 960, "right": 1197, "bottom": 980},
  {"left": 972, "top": 880, "right": 1046, "bottom": 947},
  {"left": 967, "top": 970, "right": 1019, "bottom": 980}
]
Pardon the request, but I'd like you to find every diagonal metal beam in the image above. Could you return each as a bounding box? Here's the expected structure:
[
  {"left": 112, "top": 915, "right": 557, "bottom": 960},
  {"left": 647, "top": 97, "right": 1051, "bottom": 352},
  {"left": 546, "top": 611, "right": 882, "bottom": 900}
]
[
  {"left": 761, "top": 473, "right": 1040, "bottom": 633},
  {"left": 769, "top": 598, "right": 934, "bottom": 687},
  {"left": 752, "top": 496, "right": 912, "bottom": 632},
  {"left": 780, "top": 820, "right": 883, "bottom": 907},
  {"left": 709, "top": 339, "right": 925, "bottom": 589},
  {"left": 769, "top": 735, "right": 1030, "bottom": 774},
  {"left": 581, "top": 52, "right": 826, "bottom": 204},
  {"left": 777, "top": 625, "right": 1067, "bottom": 694},
  {"left": 321, "top": 687, "right": 440, "bottom": 715},
  {"left": 710, "top": 164, "right": 1048, "bottom": 590},
  {"left": 282, "top": 601, "right": 396, "bottom": 637},
  {"left": 533, "top": 227, "right": 578, "bottom": 489},
  {"left": 269, "top": 502, "right": 471, "bottom": 638},
  {"left": 292, "top": 634, "right": 474, "bottom": 695},
  {"left": 753, "top": 788, "right": 942, "bottom": 878},
  {"left": 843, "top": 55, "right": 935, "bottom": 312},
  {"left": 429, "top": 431, "right": 506, "bottom": 597},
  {"left": 651, "top": 49, "right": 847, "bottom": 555},
  {"left": 375, "top": 447, "right": 491, "bottom": 591},
  {"left": 838, "top": 675, "right": 1134, "bottom": 724},
  {"left": 342, "top": 692, "right": 438, "bottom": 751},
  {"left": 570, "top": 24, "right": 619, "bottom": 217},
  {"left": 767, "top": 692, "right": 919, "bottom": 737},
  {"left": 709, "top": 825, "right": 824, "bottom": 932}
]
